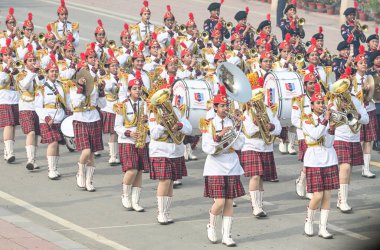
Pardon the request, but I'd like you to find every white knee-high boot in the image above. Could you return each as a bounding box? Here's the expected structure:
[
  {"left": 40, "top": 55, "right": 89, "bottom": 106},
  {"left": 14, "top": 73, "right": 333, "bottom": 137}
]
[
  {"left": 131, "top": 187, "right": 144, "bottom": 212},
  {"left": 304, "top": 207, "right": 316, "bottom": 236},
  {"left": 362, "top": 154, "right": 376, "bottom": 178},
  {"left": 47, "top": 156, "right": 59, "bottom": 180},
  {"left": 76, "top": 163, "right": 86, "bottom": 188},
  {"left": 207, "top": 212, "right": 219, "bottom": 243},
  {"left": 4, "top": 140, "right": 15, "bottom": 163},
  {"left": 85, "top": 166, "right": 95, "bottom": 192},
  {"left": 337, "top": 184, "right": 352, "bottom": 213},
  {"left": 121, "top": 184, "right": 132, "bottom": 210},
  {"left": 318, "top": 209, "right": 333, "bottom": 239},
  {"left": 222, "top": 216, "right": 236, "bottom": 246}
]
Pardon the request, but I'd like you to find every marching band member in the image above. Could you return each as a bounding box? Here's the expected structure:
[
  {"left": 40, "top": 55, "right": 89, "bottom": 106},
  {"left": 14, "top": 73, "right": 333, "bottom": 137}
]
[
  {"left": 70, "top": 66, "right": 106, "bottom": 191},
  {"left": 292, "top": 66, "right": 317, "bottom": 199},
  {"left": 115, "top": 71, "right": 149, "bottom": 212},
  {"left": 203, "top": 22, "right": 223, "bottom": 67},
  {"left": 49, "top": 0, "right": 79, "bottom": 48},
  {"left": 84, "top": 43, "right": 105, "bottom": 79},
  {"left": 156, "top": 5, "right": 178, "bottom": 49},
  {"left": 257, "top": 14, "right": 278, "bottom": 55},
  {"left": 17, "top": 45, "right": 44, "bottom": 171},
  {"left": 203, "top": 0, "right": 230, "bottom": 40},
  {"left": 148, "top": 79, "right": 192, "bottom": 225},
  {"left": 0, "top": 39, "right": 20, "bottom": 163},
  {"left": 131, "top": 1, "right": 155, "bottom": 57},
  {"left": 100, "top": 49, "right": 122, "bottom": 166},
  {"left": 181, "top": 13, "right": 201, "bottom": 53},
  {"left": 341, "top": 4, "right": 366, "bottom": 56},
  {"left": 202, "top": 85, "right": 245, "bottom": 246},
  {"left": 39, "top": 25, "right": 61, "bottom": 69},
  {"left": 352, "top": 46, "right": 377, "bottom": 178},
  {"left": 302, "top": 90, "right": 339, "bottom": 239},
  {"left": 116, "top": 24, "right": 134, "bottom": 70},
  {"left": 0, "top": 7, "right": 19, "bottom": 44},
  {"left": 287, "top": 30, "right": 306, "bottom": 57},
  {"left": 93, "top": 19, "right": 109, "bottom": 66},
  {"left": 332, "top": 41, "right": 351, "bottom": 80},
  {"left": 35, "top": 54, "right": 70, "bottom": 180},
  {"left": 58, "top": 35, "right": 77, "bottom": 83},
  {"left": 280, "top": 0, "right": 305, "bottom": 40},
  {"left": 365, "top": 27, "right": 379, "bottom": 67},
  {"left": 312, "top": 26, "right": 331, "bottom": 66},
  {"left": 332, "top": 68, "right": 369, "bottom": 213},
  {"left": 272, "top": 34, "right": 295, "bottom": 71},
  {"left": 14, "top": 13, "right": 41, "bottom": 60},
  {"left": 241, "top": 81, "right": 281, "bottom": 218},
  {"left": 232, "top": 7, "right": 254, "bottom": 48},
  {"left": 226, "top": 33, "right": 247, "bottom": 71},
  {"left": 143, "top": 33, "right": 163, "bottom": 72}
]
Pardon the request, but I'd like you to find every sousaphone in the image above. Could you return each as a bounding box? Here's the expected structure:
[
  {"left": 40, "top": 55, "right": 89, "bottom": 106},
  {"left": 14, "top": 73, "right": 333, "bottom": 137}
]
[{"left": 75, "top": 68, "right": 94, "bottom": 96}]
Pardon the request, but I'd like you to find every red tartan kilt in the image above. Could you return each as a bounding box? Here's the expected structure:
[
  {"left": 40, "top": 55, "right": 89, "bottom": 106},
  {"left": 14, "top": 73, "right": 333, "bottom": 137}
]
[
  {"left": 101, "top": 111, "right": 115, "bottom": 134},
  {"left": 73, "top": 120, "right": 104, "bottom": 152},
  {"left": 298, "top": 139, "right": 307, "bottom": 162},
  {"left": 333, "top": 140, "right": 364, "bottom": 166},
  {"left": 119, "top": 143, "right": 150, "bottom": 172},
  {"left": 305, "top": 166, "right": 339, "bottom": 193},
  {"left": 240, "top": 150, "right": 277, "bottom": 180},
  {"left": 171, "top": 156, "right": 187, "bottom": 180},
  {"left": 0, "top": 104, "right": 19, "bottom": 127},
  {"left": 279, "top": 127, "right": 288, "bottom": 141},
  {"left": 40, "top": 123, "right": 65, "bottom": 144},
  {"left": 360, "top": 110, "right": 378, "bottom": 142},
  {"left": 204, "top": 176, "right": 245, "bottom": 199},
  {"left": 19, "top": 111, "right": 40, "bottom": 135},
  {"left": 150, "top": 157, "right": 182, "bottom": 180}
]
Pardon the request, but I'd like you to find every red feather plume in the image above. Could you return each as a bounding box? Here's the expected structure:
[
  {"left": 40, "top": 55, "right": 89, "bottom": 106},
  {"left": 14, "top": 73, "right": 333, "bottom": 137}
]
[
  {"left": 267, "top": 13, "right": 271, "bottom": 21},
  {"left": 138, "top": 41, "right": 145, "bottom": 51},
  {"left": 108, "top": 48, "right": 114, "bottom": 58},
  {"left": 61, "top": 0, "right": 66, "bottom": 7},
  {"left": 152, "top": 32, "right": 157, "bottom": 40},
  {"left": 220, "top": 0, "right": 224, "bottom": 5},
  {"left": 80, "top": 53, "right": 86, "bottom": 61},
  {"left": 376, "top": 27, "right": 379, "bottom": 35},
  {"left": 354, "top": 1, "right": 358, "bottom": 9},
  {"left": 285, "top": 33, "right": 291, "bottom": 42},
  {"left": 266, "top": 43, "right": 271, "bottom": 52},
  {"left": 6, "top": 38, "right": 11, "bottom": 48},
  {"left": 189, "top": 12, "right": 194, "bottom": 21},
  {"left": 319, "top": 26, "right": 323, "bottom": 34},
  {"left": 180, "top": 42, "right": 187, "bottom": 49},
  {"left": 167, "top": 5, "right": 171, "bottom": 12},
  {"left": 170, "top": 38, "right": 176, "bottom": 47},
  {"left": 124, "top": 23, "right": 129, "bottom": 30},
  {"left": 314, "top": 83, "right": 321, "bottom": 94},
  {"left": 308, "top": 64, "right": 315, "bottom": 73},
  {"left": 67, "top": 33, "right": 73, "bottom": 43},
  {"left": 258, "top": 77, "right": 264, "bottom": 87},
  {"left": 27, "top": 44, "right": 33, "bottom": 53},
  {"left": 292, "top": 0, "right": 297, "bottom": 5},
  {"left": 28, "top": 12, "right": 33, "bottom": 21},
  {"left": 98, "top": 19, "right": 103, "bottom": 27},
  {"left": 46, "top": 24, "right": 52, "bottom": 33},
  {"left": 219, "top": 85, "right": 226, "bottom": 96},
  {"left": 9, "top": 7, "right": 14, "bottom": 15},
  {"left": 220, "top": 43, "right": 226, "bottom": 53},
  {"left": 311, "top": 37, "right": 317, "bottom": 46},
  {"left": 359, "top": 45, "right": 365, "bottom": 55},
  {"left": 50, "top": 52, "right": 56, "bottom": 63},
  {"left": 143, "top": 0, "right": 149, "bottom": 7},
  {"left": 90, "top": 42, "right": 95, "bottom": 50},
  {"left": 245, "top": 7, "right": 249, "bottom": 14},
  {"left": 135, "top": 70, "right": 141, "bottom": 80}
]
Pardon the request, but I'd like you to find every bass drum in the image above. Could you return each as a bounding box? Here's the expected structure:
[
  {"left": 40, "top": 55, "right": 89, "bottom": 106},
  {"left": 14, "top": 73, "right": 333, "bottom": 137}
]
[
  {"left": 264, "top": 71, "right": 304, "bottom": 127},
  {"left": 172, "top": 79, "right": 213, "bottom": 135},
  {"left": 60, "top": 115, "right": 76, "bottom": 152}
]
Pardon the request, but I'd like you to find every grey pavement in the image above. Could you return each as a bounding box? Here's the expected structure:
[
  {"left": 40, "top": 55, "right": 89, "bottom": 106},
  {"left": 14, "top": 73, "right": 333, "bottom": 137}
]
[{"left": 0, "top": 0, "right": 380, "bottom": 249}]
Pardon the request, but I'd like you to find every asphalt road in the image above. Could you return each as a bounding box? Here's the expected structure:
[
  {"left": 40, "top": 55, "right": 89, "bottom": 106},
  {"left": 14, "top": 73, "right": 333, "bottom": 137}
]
[{"left": 0, "top": 0, "right": 379, "bottom": 249}]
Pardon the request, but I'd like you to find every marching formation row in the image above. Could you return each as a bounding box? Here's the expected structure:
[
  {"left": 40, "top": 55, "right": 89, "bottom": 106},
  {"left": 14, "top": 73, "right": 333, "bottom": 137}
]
[{"left": 0, "top": 0, "right": 379, "bottom": 247}]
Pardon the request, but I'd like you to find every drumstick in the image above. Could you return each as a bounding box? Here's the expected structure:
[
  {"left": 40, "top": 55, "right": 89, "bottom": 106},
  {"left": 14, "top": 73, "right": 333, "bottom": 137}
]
[{"left": 48, "top": 108, "right": 59, "bottom": 129}]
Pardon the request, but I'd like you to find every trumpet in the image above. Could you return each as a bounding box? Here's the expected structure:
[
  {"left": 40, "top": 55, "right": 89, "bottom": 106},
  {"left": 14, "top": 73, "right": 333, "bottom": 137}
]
[
  {"left": 199, "top": 31, "right": 209, "bottom": 39},
  {"left": 295, "top": 54, "right": 304, "bottom": 62},
  {"left": 38, "top": 32, "right": 45, "bottom": 40},
  {"left": 298, "top": 17, "right": 305, "bottom": 26},
  {"left": 221, "top": 20, "right": 233, "bottom": 30},
  {"left": 15, "top": 29, "right": 24, "bottom": 38},
  {"left": 105, "top": 39, "right": 117, "bottom": 49},
  {"left": 176, "top": 24, "right": 187, "bottom": 33},
  {"left": 10, "top": 60, "right": 24, "bottom": 69},
  {"left": 356, "top": 22, "right": 368, "bottom": 32},
  {"left": 322, "top": 107, "right": 358, "bottom": 126},
  {"left": 200, "top": 60, "right": 209, "bottom": 69}
]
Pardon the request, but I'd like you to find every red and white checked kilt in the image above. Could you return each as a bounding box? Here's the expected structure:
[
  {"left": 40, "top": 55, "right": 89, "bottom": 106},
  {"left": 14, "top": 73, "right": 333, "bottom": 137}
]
[
  {"left": 240, "top": 150, "right": 278, "bottom": 180},
  {"left": 171, "top": 156, "right": 187, "bottom": 180},
  {"left": 119, "top": 143, "right": 150, "bottom": 172},
  {"left": 305, "top": 165, "right": 339, "bottom": 193},
  {"left": 19, "top": 110, "right": 40, "bottom": 135},
  {"left": 333, "top": 140, "right": 363, "bottom": 166},
  {"left": 150, "top": 157, "right": 183, "bottom": 180},
  {"left": 279, "top": 127, "right": 288, "bottom": 141},
  {"left": 298, "top": 139, "right": 307, "bottom": 162},
  {"left": 204, "top": 176, "right": 245, "bottom": 199},
  {"left": 40, "top": 123, "right": 65, "bottom": 144},
  {"left": 360, "top": 110, "right": 378, "bottom": 142},
  {"left": 0, "top": 104, "right": 19, "bottom": 127},
  {"left": 101, "top": 111, "right": 116, "bottom": 134},
  {"left": 73, "top": 120, "right": 104, "bottom": 152}
]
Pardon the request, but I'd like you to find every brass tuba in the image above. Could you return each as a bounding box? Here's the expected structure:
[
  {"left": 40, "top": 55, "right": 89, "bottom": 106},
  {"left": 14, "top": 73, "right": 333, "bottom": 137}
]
[
  {"left": 249, "top": 88, "right": 276, "bottom": 144},
  {"left": 329, "top": 79, "right": 361, "bottom": 133},
  {"left": 150, "top": 88, "right": 185, "bottom": 144}
]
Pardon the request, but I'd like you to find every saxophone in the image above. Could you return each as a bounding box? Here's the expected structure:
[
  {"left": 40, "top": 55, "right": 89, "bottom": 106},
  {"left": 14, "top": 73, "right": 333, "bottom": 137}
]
[{"left": 135, "top": 100, "right": 149, "bottom": 148}]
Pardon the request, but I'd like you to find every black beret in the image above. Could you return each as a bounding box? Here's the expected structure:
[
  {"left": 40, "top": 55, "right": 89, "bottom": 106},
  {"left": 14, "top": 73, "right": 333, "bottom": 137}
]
[
  {"left": 370, "top": 50, "right": 380, "bottom": 63},
  {"left": 312, "top": 33, "right": 324, "bottom": 40},
  {"left": 257, "top": 20, "right": 271, "bottom": 32},
  {"left": 208, "top": 2, "right": 221, "bottom": 11},
  {"left": 343, "top": 7, "right": 356, "bottom": 16},
  {"left": 337, "top": 41, "right": 350, "bottom": 51},
  {"left": 366, "top": 34, "right": 379, "bottom": 43},
  {"left": 284, "top": 4, "right": 296, "bottom": 15},
  {"left": 234, "top": 10, "right": 247, "bottom": 21}
]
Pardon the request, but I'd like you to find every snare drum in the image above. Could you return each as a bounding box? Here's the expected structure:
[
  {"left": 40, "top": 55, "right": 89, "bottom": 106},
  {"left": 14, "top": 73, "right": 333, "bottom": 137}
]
[
  {"left": 172, "top": 79, "right": 213, "bottom": 135},
  {"left": 264, "top": 71, "right": 304, "bottom": 127},
  {"left": 60, "top": 115, "right": 76, "bottom": 152}
]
